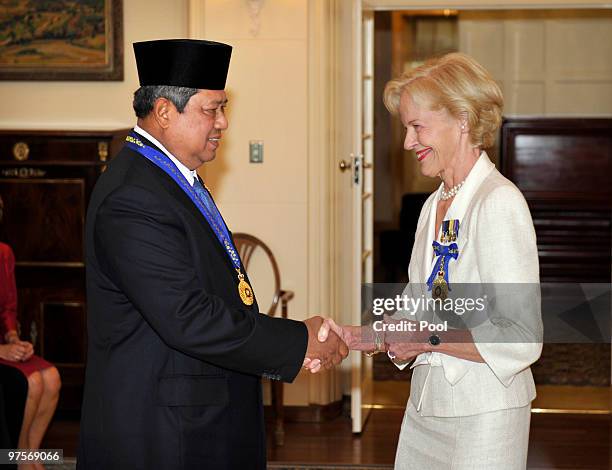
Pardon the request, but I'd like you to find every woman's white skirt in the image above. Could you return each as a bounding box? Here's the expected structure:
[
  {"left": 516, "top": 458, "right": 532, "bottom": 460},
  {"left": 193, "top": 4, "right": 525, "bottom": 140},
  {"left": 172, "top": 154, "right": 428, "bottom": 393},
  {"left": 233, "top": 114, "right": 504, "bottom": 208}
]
[{"left": 394, "top": 402, "right": 531, "bottom": 470}]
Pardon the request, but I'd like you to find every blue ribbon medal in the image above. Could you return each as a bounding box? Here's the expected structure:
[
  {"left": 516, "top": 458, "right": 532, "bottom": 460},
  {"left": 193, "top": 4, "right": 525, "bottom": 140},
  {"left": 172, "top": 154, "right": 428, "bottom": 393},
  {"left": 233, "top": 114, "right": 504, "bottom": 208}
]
[
  {"left": 124, "top": 133, "right": 254, "bottom": 306},
  {"left": 427, "top": 219, "right": 460, "bottom": 300}
]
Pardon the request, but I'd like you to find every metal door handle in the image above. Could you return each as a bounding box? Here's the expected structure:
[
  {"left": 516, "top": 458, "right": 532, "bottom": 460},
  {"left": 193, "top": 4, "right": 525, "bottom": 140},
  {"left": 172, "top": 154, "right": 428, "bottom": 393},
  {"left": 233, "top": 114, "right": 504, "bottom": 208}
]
[{"left": 339, "top": 160, "right": 352, "bottom": 172}]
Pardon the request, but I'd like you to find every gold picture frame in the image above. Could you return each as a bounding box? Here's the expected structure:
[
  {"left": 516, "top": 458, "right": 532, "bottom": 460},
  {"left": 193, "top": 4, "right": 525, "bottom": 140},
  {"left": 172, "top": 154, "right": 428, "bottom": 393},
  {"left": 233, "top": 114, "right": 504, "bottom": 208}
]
[{"left": 0, "top": 0, "right": 123, "bottom": 81}]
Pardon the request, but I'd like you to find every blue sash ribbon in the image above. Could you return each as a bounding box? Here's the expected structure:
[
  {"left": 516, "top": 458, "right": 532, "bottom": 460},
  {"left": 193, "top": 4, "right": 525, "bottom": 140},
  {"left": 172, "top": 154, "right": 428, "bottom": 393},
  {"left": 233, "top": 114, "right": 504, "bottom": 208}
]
[
  {"left": 426, "top": 241, "right": 459, "bottom": 291},
  {"left": 124, "top": 132, "right": 241, "bottom": 271}
]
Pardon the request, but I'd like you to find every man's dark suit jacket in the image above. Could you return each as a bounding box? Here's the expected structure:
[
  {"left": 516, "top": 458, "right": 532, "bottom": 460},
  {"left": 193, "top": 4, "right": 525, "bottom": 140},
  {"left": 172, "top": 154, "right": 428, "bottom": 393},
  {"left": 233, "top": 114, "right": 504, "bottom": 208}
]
[
  {"left": 0, "top": 364, "right": 27, "bottom": 467},
  {"left": 77, "top": 134, "right": 308, "bottom": 470}
]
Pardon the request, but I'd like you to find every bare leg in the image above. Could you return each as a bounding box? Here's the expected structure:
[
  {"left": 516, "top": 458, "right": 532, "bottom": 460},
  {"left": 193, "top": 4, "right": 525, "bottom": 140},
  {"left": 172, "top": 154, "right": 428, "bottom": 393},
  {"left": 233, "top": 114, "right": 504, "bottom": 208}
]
[
  {"left": 27, "top": 367, "right": 61, "bottom": 450},
  {"left": 17, "top": 372, "right": 43, "bottom": 470}
]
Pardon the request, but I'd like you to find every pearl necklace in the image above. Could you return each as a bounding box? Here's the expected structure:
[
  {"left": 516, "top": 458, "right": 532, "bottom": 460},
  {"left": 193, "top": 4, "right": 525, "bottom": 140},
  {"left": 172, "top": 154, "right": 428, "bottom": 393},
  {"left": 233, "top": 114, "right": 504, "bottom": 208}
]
[{"left": 440, "top": 179, "right": 465, "bottom": 201}]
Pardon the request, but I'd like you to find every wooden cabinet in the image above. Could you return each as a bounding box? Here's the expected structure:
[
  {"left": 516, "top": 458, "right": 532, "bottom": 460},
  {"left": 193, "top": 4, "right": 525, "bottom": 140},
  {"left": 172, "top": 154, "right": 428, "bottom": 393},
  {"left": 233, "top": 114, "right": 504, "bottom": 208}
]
[
  {"left": 0, "top": 129, "right": 128, "bottom": 414},
  {"left": 500, "top": 118, "right": 611, "bottom": 387},
  {"left": 500, "top": 118, "right": 611, "bottom": 284}
]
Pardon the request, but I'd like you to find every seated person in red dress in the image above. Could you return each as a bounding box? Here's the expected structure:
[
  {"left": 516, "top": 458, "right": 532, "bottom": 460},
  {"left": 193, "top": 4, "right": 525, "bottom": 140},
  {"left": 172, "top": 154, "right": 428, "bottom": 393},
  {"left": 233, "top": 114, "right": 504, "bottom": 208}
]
[{"left": 0, "top": 195, "right": 61, "bottom": 470}]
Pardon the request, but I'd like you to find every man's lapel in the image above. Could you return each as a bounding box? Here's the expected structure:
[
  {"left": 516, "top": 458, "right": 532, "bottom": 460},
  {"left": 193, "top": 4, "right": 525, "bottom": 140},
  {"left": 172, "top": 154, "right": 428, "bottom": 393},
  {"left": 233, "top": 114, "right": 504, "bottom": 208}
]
[{"left": 126, "top": 133, "right": 238, "bottom": 274}]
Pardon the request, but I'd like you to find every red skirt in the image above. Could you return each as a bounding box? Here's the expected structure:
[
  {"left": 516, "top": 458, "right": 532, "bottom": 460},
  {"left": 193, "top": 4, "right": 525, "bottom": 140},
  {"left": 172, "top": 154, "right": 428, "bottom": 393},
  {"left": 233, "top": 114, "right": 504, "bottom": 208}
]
[{"left": 0, "top": 355, "right": 54, "bottom": 377}]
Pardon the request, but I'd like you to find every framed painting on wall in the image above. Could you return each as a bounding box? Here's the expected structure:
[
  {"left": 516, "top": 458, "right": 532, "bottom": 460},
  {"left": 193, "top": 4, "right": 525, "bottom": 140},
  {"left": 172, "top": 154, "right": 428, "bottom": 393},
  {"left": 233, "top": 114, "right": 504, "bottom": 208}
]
[{"left": 0, "top": 0, "right": 123, "bottom": 81}]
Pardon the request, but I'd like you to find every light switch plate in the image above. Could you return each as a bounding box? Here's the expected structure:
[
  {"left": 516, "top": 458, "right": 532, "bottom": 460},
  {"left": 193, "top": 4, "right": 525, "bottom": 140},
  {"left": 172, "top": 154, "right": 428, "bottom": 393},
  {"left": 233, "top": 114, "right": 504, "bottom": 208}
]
[{"left": 249, "top": 140, "right": 264, "bottom": 163}]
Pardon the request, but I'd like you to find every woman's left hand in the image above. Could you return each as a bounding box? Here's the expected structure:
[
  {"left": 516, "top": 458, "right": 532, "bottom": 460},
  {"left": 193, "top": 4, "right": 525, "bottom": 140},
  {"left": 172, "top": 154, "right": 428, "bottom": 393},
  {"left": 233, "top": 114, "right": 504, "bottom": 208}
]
[
  {"left": 3, "top": 331, "right": 34, "bottom": 361},
  {"left": 384, "top": 317, "right": 430, "bottom": 363},
  {"left": 387, "top": 342, "right": 429, "bottom": 363},
  {"left": 17, "top": 340, "right": 34, "bottom": 361},
  {"left": 0, "top": 342, "right": 31, "bottom": 362},
  {"left": 8, "top": 340, "right": 34, "bottom": 361}
]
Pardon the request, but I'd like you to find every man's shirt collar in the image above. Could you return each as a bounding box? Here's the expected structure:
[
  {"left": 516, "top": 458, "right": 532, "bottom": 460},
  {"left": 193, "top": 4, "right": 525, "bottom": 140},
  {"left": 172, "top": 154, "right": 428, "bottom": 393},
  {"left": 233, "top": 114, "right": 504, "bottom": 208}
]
[{"left": 134, "top": 125, "right": 198, "bottom": 186}]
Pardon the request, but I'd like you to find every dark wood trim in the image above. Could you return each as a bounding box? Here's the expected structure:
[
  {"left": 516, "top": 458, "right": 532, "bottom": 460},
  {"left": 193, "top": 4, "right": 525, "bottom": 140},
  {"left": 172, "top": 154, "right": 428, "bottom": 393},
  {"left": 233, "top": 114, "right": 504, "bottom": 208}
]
[
  {"left": 0, "top": 129, "right": 129, "bottom": 138},
  {"left": 500, "top": 116, "right": 612, "bottom": 182}
]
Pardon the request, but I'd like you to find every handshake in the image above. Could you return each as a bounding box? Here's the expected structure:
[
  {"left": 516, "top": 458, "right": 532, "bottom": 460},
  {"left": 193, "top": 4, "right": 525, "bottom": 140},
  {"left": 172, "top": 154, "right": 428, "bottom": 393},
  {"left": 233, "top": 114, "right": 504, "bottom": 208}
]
[
  {"left": 300, "top": 316, "right": 382, "bottom": 374},
  {"left": 301, "top": 316, "right": 432, "bottom": 373}
]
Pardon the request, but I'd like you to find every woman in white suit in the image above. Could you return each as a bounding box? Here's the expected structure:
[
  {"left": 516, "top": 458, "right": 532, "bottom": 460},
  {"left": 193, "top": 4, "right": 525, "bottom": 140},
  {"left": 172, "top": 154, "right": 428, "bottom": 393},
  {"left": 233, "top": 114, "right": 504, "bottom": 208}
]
[{"left": 315, "top": 52, "right": 543, "bottom": 469}]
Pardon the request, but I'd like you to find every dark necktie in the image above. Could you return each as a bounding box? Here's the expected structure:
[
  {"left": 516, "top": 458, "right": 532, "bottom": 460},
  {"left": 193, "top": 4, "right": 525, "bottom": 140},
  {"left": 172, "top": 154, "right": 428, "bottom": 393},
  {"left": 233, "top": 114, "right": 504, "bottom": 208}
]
[
  {"left": 192, "top": 178, "right": 232, "bottom": 243},
  {"left": 192, "top": 178, "right": 216, "bottom": 216}
]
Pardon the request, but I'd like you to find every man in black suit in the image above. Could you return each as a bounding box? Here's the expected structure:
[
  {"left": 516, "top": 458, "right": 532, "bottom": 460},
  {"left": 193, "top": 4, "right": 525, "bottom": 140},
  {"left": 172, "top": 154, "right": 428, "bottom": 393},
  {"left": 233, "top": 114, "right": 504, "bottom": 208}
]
[{"left": 77, "top": 39, "right": 347, "bottom": 470}]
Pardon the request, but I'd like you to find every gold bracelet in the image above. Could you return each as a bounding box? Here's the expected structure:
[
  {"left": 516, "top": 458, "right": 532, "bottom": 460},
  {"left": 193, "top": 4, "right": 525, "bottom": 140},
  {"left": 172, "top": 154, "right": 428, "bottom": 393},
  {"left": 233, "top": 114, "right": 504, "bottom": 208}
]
[
  {"left": 5, "top": 332, "right": 18, "bottom": 343},
  {"left": 364, "top": 328, "right": 385, "bottom": 357}
]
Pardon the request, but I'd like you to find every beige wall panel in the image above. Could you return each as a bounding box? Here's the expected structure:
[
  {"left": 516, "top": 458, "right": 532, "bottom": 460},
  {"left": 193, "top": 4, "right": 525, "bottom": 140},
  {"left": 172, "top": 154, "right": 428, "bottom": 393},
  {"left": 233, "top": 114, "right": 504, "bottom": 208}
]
[
  {"left": 505, "top": 21, "right": 545, "bottom": 81},
  {"left": 215, "top": 202, "right": 309, "bottom": 322},
  {"left": 508, "top": 82, "right": 546, "bottom": 115},
  {"left": 0, "top": 0, "right": 188, "bottom": 130},
  {"left": 202, "top": 40, "right": 308, "bottom": 205},
  {"left": 202, "top": 0, "right": 307, "bottom": 40},
  {"left": 458, "top": 21, "right": 505, "bottom": 76},
  {"left": 546, "top": 19, "right": 612, "bottom": 80},
  {"left": 547, "top": 81, "right": 612, "bottom": 114}
]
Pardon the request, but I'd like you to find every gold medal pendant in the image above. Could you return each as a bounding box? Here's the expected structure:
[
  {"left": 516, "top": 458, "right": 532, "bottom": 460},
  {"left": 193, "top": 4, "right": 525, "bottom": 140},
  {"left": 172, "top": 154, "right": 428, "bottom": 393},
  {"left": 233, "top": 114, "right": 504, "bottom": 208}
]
[
  {"left": 237, "top": 271, "right": 254, "bottom": 306},
  {"left": 432, "top": 271, "right": 448, "bottom": 300}
]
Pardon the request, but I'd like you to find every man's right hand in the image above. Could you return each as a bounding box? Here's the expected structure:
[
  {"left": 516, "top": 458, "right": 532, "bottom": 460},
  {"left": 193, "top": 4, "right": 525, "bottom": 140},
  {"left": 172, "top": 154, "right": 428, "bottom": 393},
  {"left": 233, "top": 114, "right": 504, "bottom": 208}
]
[{"left": 303, "top": 316, "right": 348, "bottom": 372}]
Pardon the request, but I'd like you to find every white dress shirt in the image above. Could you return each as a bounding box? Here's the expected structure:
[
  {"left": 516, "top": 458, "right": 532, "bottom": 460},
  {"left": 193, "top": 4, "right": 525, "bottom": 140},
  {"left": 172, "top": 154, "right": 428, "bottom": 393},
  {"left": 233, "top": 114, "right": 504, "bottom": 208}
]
[{"left": 134, "top": 125, "right": 198, "bottom": 186}]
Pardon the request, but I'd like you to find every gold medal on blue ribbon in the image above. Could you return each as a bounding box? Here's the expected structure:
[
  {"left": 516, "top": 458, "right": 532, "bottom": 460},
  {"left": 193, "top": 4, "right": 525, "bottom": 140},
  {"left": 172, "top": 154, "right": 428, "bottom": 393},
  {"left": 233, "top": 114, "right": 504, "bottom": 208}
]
[
  {"left": 125, "top": 132, "right": 256, "bottom": 307},
  {"left": 432, "top": 268, "right": 448, "bottom": 300},
  {"left": 428, "top": 238, "right": 459, "bottom": 300},
  {"left": 441, "top": 219, "right": 460, "bottom": 243},
  {"left": 237, "top": 270, "right": 254, "bottom": 306},
  {"left": 450, "top": 219, "right": 459, "bottom": 242},
  {"left": 441, "top": 220, "right": 448, "bottom": 243}
]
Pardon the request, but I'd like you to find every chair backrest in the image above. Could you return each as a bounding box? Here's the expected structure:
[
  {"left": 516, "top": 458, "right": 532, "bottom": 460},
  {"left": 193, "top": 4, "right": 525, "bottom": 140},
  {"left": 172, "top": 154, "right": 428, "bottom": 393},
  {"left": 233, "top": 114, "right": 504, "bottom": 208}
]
[{"left": 232, "top": 233, "right": 281, "bottom": 316}]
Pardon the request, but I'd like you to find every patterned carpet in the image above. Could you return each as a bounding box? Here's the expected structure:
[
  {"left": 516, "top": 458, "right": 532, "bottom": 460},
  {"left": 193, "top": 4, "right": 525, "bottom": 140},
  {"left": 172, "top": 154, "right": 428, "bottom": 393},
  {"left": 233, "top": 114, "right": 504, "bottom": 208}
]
[
  {"left": 49, "top": 462, "right": 392, "bottom": 470},
  {"left": 44, "top": 461, "right": 74, "bottom": 470},
  {"left": 269, "top": 465, "right": 392, "bottom": 470}
]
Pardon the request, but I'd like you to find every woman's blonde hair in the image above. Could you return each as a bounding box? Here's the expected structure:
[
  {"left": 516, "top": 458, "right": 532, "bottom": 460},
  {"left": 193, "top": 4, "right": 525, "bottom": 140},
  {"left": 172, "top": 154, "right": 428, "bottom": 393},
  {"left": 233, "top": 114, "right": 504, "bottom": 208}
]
[{"left": 383, "top": 52, "right": 503, "bottom": 149}]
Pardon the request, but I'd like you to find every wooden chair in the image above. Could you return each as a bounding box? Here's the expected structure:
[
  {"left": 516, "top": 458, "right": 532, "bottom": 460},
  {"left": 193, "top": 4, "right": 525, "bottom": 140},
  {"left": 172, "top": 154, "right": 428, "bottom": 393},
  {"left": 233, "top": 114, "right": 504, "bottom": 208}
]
[{"left": 232, "top": 233, "right": 294, "bottom": 446}]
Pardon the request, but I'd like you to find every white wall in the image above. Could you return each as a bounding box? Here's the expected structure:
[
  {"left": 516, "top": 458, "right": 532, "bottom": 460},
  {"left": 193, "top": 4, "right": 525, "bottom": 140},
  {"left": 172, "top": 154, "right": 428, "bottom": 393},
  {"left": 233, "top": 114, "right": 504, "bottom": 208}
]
[{"left": 0, "top": 0, "right": 188, "bottom": 129}]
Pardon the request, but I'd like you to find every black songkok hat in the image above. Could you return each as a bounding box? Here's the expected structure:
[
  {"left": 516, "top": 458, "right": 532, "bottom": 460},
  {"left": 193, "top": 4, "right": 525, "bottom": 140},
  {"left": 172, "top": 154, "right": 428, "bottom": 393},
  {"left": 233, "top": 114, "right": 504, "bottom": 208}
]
[{"left": 133, "top": 39, "right": 232, "bottom": 90}]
